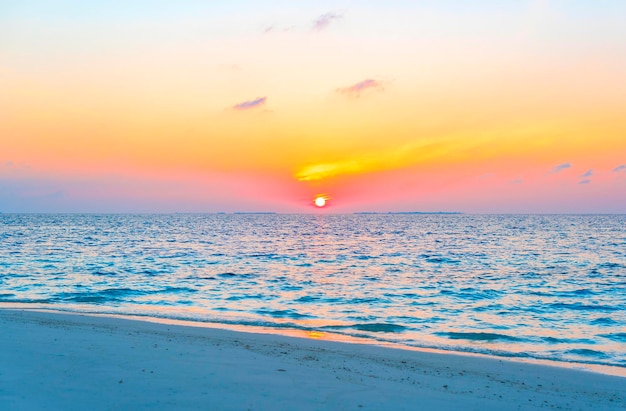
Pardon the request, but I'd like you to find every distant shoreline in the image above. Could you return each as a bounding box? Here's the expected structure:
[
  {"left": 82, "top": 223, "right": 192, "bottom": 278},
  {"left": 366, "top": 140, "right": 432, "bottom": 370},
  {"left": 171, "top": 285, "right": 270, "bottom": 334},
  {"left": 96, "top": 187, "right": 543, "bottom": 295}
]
[{"left": 353, "top": 211, "right": 463, "bottom": 215}]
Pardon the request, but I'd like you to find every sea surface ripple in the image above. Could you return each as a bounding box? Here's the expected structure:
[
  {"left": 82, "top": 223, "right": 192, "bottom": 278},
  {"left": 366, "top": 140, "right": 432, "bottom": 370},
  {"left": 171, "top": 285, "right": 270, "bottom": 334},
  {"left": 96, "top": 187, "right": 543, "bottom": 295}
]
[{"left": 1, "top": 213, "right": 625, "bottom": 368}]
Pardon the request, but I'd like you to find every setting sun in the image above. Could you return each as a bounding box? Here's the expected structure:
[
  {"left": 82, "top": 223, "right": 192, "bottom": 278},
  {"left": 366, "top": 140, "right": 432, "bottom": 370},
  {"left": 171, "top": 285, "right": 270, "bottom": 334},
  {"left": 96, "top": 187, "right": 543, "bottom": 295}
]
[{"left": 314, "top": 197, "right": 326, "bottom": 208}]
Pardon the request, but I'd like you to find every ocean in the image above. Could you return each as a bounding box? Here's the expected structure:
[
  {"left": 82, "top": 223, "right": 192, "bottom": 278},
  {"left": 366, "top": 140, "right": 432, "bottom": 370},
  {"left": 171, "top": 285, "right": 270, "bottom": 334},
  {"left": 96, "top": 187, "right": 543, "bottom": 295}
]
[{"left": 1, "top": 213, "right": 624, "bottom": 369}]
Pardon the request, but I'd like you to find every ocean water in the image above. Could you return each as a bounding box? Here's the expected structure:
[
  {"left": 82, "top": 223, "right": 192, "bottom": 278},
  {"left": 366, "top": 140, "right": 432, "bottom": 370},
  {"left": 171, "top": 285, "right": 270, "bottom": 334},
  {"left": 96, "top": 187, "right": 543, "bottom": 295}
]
[{"left": 1, "top": 213, "right": 625, "bottom": 369}]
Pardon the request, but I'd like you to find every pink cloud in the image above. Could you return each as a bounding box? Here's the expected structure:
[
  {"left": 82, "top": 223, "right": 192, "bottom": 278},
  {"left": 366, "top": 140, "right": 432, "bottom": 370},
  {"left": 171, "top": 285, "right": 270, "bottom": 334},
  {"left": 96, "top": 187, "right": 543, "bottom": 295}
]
[
  {"left": 547, "top": 162, "right": 571, "bottom": 174},
  {"left": 232, "top": 97, "right": 267, "bottom": 110},
  {"left": 337, "top": 79, "right": 383, "bottom": 97},
  {"left": 312, "top": 12, "right": 343, "bottom": 31}
]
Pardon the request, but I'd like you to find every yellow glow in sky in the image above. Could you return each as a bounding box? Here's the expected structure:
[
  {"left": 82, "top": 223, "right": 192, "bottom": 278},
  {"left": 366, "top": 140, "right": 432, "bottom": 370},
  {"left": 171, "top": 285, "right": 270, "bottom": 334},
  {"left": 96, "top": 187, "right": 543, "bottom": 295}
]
[{"left": 1, "top": 1, "right": 625, "bottom": 212}]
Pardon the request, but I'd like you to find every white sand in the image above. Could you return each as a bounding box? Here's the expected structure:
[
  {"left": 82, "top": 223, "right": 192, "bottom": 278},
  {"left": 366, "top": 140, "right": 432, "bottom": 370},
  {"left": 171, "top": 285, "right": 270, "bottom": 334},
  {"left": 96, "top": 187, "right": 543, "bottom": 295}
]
[{"left": 1, "top": 309, "right": 624, "bottom": 410}]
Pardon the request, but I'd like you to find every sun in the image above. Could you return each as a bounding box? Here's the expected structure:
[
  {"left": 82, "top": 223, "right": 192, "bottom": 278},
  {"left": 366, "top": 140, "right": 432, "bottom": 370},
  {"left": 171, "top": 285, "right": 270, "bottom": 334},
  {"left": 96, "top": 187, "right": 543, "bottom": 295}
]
[{"left": 314, "top": 196, "right": 326, "bottom": 207}]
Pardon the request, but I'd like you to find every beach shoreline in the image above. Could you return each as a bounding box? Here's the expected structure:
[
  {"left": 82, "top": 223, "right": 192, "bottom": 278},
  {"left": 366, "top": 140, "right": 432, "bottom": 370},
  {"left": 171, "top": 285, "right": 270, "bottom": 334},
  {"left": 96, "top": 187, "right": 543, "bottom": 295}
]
[
  {"left": 3, "top": 303, "right": 624, "bottom": 378},
  {"left": 1, "top": 308, "right": 624, "bottom": 410}
]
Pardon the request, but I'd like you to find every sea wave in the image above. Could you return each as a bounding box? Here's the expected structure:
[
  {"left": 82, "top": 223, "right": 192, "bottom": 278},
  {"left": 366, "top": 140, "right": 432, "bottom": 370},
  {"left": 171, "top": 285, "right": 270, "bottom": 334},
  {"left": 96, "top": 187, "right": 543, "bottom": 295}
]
[{"left": 1, "top": 213, "right": 625, "bottom": 369}]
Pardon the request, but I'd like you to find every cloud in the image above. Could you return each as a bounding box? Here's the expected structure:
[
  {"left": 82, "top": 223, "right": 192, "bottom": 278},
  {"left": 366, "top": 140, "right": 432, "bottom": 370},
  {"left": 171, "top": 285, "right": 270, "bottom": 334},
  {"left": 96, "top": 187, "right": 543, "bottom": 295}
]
[
  {"left": 232, "top": 97, "right": 267, "bottom": 110},
  {"left": 613, "top": 164, "right": 626, "bottom": 172},
  {"left": 548, "top": 162, "right": 571, "bottom": 174},
  {"left": 296, "top": 160, "right": 362, "bottom": 181},
  {"left": 312, "top": 12, "right": 342, "bottom": 31},
  {"left": 337, "top": 79, "right": 383, "bottom": 97},
  {"left": 511, "top": 179, "right": 524, "bottom": 184},
  {"left": 263, "top": 25, "right": 295, "bottom": 34},
  {"left": 1, "top": 160, "right": 32, "bottom": 176},
  {"left": 578, "top": 179, "right": 591, "bottom": 185},
  {"left": 580, "top": 169, "right": 593, "bottom": 178},
  {"left": 295, "top": 137, "right": 466, "bottom": 182}
]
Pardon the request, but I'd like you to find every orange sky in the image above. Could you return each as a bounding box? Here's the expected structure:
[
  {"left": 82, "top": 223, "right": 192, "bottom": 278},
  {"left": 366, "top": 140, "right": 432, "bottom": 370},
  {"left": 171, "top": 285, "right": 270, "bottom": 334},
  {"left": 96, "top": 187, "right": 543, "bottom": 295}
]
[{"left": 1, "top": 1, "right": 625, "bottom": 212}]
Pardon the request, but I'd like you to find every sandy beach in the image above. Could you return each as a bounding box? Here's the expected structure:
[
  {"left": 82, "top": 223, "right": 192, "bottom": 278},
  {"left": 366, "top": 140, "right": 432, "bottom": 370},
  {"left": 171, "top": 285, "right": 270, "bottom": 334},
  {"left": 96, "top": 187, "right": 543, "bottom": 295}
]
[{"left": 1, "top": 309, "right": 624, "bottom": 410}]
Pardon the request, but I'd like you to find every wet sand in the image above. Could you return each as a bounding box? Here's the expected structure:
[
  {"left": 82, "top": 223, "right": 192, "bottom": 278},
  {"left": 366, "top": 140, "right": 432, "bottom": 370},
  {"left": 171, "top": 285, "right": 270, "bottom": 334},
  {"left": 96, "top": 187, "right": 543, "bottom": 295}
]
[{"left": 1, "top": 309, "right": 624, "bottom": 410}]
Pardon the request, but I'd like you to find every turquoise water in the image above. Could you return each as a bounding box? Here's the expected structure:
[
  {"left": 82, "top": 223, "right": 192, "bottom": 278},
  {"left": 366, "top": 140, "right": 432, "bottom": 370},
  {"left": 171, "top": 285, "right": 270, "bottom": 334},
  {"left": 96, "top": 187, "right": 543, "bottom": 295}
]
[{"left": 1, "top": 214, "right": 624, "bottom": 368}]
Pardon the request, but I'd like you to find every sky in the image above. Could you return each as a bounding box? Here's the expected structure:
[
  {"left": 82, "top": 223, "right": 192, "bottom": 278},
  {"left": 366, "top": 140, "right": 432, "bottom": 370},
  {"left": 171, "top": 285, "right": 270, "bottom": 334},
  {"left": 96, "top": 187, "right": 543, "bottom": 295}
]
[{"left": 1, "top": 0, "right": 625, "bottom": 213}]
